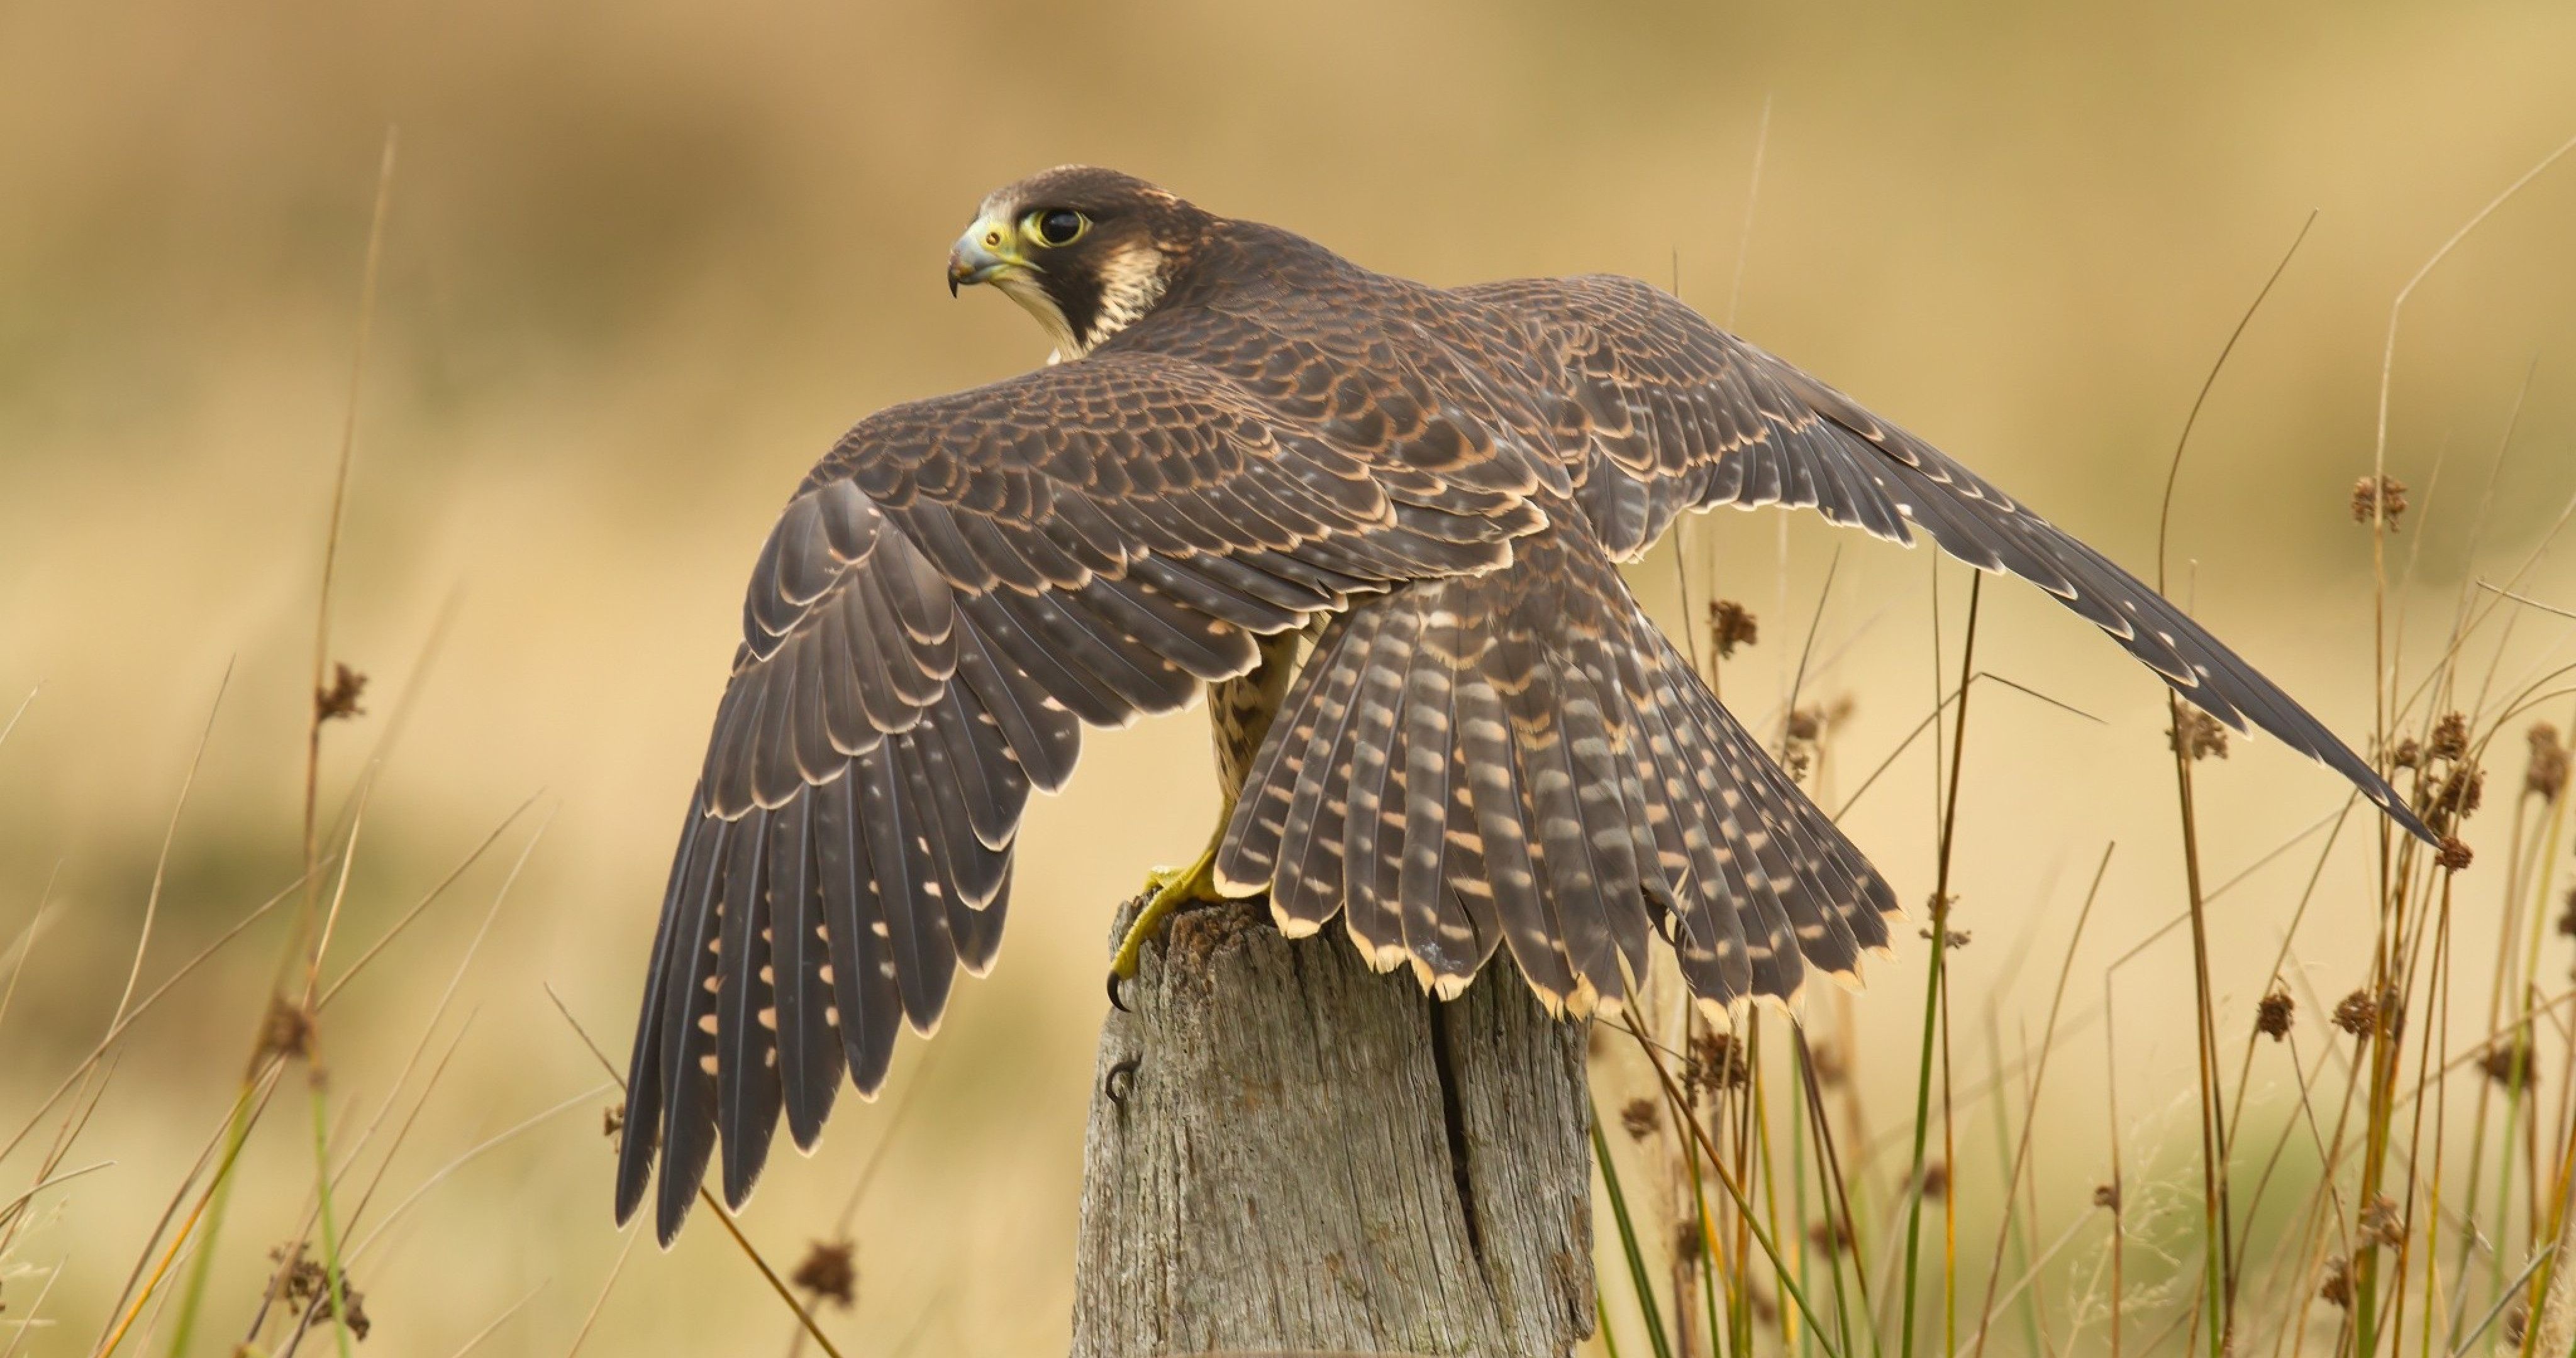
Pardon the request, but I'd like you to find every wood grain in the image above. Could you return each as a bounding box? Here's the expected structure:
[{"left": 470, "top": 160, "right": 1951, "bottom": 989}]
[{"left": 1070, "top": 898, "right": 1594, "bottom": 1357}]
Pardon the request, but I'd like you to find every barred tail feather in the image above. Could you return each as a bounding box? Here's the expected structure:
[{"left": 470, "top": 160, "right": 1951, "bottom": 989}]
[
  {"left": 1217, "top": 605, "right": 1383, "bottom": 930},
  {"left": 1453, "top": 661, "right": 1575, "bottom": 1005},
  {"left": 1220, "top": 534, "right": 1898, "bottom": 1023},
  {"left": 1339, "top": 599, "right": 1418, "bottom": 969}
]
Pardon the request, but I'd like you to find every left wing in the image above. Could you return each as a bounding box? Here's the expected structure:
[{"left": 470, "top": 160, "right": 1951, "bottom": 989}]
[
  {"left": 618, "top": 349, "right": 1542, "bottom": 1243},
  {"left": 1458, "top": 273, "right": 2432, "bottom": 843}
]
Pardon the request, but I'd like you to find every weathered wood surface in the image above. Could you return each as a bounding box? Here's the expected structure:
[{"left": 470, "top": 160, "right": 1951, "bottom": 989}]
[{"left": 1070, "top": 898, "right": 1594, "bottom": 1358}]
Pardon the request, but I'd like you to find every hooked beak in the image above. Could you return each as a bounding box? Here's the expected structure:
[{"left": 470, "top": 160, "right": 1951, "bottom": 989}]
[{"left": 947, "top": 216, "right": 1028, "bottom": 296}]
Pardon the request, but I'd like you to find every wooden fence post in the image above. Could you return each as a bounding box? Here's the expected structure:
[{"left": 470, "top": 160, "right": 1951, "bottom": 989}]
[{"left": 1069, "top": 898, "right": 1596, "bottom": 1357}]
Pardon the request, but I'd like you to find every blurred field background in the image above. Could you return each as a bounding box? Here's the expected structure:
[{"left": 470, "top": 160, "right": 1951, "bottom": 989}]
[{"left": 5, "top": 0, "right": 2576, "bottom": 1353}]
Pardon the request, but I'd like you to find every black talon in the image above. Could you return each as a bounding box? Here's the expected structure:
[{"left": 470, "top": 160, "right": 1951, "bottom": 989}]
[
  {"left": 1107, "top": 969, "right": 1132, "bottom": 1013},
  {"left": 1646, "top": 890, "right": 1680, "bottom": 947},
  {"left": 1104, "top": 1056, "right": 1140, "bottom": 1107}
]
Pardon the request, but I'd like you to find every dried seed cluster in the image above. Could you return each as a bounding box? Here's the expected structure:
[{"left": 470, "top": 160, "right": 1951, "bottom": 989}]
[
  {"left": 2429, "top": 712, "right": 2469, "bottom": 762},
  {"left": 2350, "top": 475, "right": 2409, "bottom": 531},
  {"left": 2321, "top": 1254, "right": 2353, "bottom": 1310},
  {"left": 315, "top": 661, "right": 369, "bottom": 722},
  {"left": 2333, "top": 988, "right": 2387, "bottom": 1039},
  {"left": 1619, "top": 1096, "right": 1661, "bottom": 1140},
  {"left": 2394, "top": 711, "right": 2486, "bottom": 864},
  {"left": 2359, "top": 1195, "right": 2404, "bottom": 1249},
  {"left": 792, "top": 1238, "right": 858, "bottom": 1310},
  {"left": 1780, "top": 695, "right": 1853, "bottom": 783},
  {"left": 2170, "top": 707, "right": 2230, "bottom": 762},
  {"left": 2479, "top": 1040, "right": 2536, "bottom": 1090},
  {"left": 2528, "top": 723, "right": 2569, "bottom": 802},
  {"left": 270, "top": 1243, "right": 372, "bottom": 1340},
  {"left": 2254, "top": 988, "right": 2294, "bottom": 1042},
  {"left": 1709, "top": 599, "right": 1759, "bottom": 659},
  {"left": 258, "top": 996, "right": 314, "bottom": 1064},
  {"left": 1686, "top": 1029, "right": 1748, "bottom": 1098}
]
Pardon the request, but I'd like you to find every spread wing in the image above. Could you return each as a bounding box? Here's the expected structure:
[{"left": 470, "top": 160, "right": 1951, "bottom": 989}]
[
  {"left": 616, "top": 350, "right": 1543, "bottom": 1242},
  {"left": 1460, "top": 273, "right": 2431, "bottom": 843}
]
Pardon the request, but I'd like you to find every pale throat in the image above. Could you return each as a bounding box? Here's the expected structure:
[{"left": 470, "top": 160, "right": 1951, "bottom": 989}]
[
  {"left": 991, "top": 272, "right": 1081, "bottom": 364},
  {"left": 996, "top": 240, "right": 1169, "bottom": 365}
]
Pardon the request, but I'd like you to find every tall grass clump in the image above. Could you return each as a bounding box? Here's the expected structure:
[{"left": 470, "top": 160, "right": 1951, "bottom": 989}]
[
  {"left": 1589, "top": 127, "right": 2576, "bottom": 1358},
  {"left": 0, "top": 136, "right": 886, "bottom": 1358}
]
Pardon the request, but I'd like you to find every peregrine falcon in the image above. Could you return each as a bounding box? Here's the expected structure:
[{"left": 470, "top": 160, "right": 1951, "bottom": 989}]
[{"left": 615, "top": 165, "right": 2431, "bottom": 1241}]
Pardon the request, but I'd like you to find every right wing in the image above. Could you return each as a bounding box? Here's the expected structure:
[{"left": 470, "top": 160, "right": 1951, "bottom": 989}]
[
  {"left": 1459, "top": 273, "right": 2431, "bottom": 844},
  {"left": 618, "top": 350, "right": 1543, "bottom": 1242}
]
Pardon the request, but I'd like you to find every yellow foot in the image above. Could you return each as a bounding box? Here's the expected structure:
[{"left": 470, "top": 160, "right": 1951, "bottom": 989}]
[
  {"left": 1140, "top": 860, "right": 1195, "bottom": 893},
  {"left": 1108, "top": 844, "right": 1228, "bottom": 1008}
]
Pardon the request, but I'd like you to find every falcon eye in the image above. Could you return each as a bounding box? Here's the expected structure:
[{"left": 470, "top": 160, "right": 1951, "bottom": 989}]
[{"left": 1026, "top": 209, "right": 1089, "bottom": 248}]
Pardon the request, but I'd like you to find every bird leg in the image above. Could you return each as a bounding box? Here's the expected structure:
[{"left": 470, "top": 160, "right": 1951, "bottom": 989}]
[
  {"left": 1111, "top": 800, "right": 1238, "bottom": 988},
  {"left": 1106, "top": 627, "right": 1307, "bottom": 1008}
]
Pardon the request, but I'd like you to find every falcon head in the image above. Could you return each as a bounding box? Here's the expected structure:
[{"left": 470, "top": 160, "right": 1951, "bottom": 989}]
[{"left": 947, "top": 167, "right": 1207, "bottom": 361}]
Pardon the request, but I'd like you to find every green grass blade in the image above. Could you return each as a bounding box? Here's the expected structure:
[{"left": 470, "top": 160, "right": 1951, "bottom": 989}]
[{"left": 1594, "top": 1105, "right": 1675, "bottom": 1358}]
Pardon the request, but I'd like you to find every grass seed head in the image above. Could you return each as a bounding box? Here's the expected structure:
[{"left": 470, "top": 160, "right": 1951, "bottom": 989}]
[
  {"left": 2321, "top": 1255, "right": 2353, "bottom": 1310},
  {"left": 2360, "top": 1195, "right": 2405, "bottom": 1249},
  {"left": 2350, "top": 474, "right": 2409, "bottom": 531},
  {"left": 1685, "top": 1029, "right": 1748, "bottom": 1097},
  {"left": 1618, "top": 1096, "right": 1660, "bottom": 1140},
  {"left": 792, "top": 1239, "right": 858, "bottom": 1310},
  {"left": 2429, "top": 711, "right": 2470, "bottom": 763},
  {"left": 1709, "top": 599, "right": 1758, "bottom": 659},
  {"left": 2479, "top": 1041, "right": 2535, "bottom": 1090},
  {"left": 2255, "top": 988, "right": 2294, "bottom": 1041},
  {"left": 269, "top": 1243, "right": 371, "bottom": 1340},
  {"left": 314, "top": 661, "right": 369, "bottom": 722},
  {"left": 2527, "top": 722, "right": 2568, "bottom": 802},
  {"left": 1782, "top": 699, "right": 1847, "bottom": 783},
  {"left": 258, "top": 996, "right": 315, "bottom": 1063},
  {"left": 2425, "top": 765, "right": 2485, "bottom": 829},
  {"left": 2170, "top": 707, "right": 2230, "bottom": 761}
]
